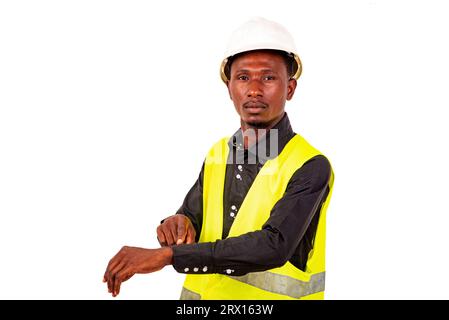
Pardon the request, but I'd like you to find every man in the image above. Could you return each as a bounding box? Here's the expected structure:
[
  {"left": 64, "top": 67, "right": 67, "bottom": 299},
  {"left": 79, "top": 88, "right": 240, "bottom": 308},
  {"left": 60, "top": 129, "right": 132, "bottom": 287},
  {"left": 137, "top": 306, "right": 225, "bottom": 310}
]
[{"left": 103, "top": 17, "right": 334, "bottom": 299}]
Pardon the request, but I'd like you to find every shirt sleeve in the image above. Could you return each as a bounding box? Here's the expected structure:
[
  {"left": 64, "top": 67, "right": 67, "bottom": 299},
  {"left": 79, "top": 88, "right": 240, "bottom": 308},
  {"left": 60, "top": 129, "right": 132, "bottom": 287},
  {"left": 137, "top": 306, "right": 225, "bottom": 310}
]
[{"left": 172, "top": 155, "right": 332, "bottom": 276}]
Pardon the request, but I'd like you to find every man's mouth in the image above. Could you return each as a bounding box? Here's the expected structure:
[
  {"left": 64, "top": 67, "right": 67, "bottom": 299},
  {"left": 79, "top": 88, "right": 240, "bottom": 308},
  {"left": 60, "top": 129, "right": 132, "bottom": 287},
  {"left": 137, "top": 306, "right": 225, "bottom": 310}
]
[{"left": 243, "top": 101, "right": 268, "bottom": 111}]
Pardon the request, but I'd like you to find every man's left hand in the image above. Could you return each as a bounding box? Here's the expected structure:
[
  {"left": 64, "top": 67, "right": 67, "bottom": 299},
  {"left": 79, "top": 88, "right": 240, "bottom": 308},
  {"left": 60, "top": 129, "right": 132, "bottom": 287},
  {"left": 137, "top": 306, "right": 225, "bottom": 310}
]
[{"left": 103, "top": 246, "right": 173, "bottom": 297}]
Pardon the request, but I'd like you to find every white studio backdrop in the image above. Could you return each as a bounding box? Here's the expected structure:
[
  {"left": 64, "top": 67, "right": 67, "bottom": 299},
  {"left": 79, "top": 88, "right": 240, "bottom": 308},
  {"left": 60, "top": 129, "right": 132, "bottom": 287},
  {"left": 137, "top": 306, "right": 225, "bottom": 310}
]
[{"left": 1, "top": 0, "right": 448, "bottom": 299}]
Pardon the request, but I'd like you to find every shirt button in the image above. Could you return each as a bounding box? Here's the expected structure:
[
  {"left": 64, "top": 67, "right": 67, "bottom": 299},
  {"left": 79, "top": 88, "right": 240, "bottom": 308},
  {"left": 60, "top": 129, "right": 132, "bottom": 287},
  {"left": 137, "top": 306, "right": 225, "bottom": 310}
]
[
  {"left": 230, "top": 212, "right": 235, "bottom": 218},
  {"left": 193, "top": 267, "right": 199, "bottom": 272},
  {"left": 236, "top": 174, "right": 242, "bottom": 180},
  {"left": 203, "top": 266, "right": 208, "bottom": 272},
  {"left": 184, "top": 267, "right": 189, "bottom": 272},
  {"left": 231, "top": 205, "right": 237, "bottom": 211},
  {"left": 237, "top": 165, "right": 243, "bottom": 171}
]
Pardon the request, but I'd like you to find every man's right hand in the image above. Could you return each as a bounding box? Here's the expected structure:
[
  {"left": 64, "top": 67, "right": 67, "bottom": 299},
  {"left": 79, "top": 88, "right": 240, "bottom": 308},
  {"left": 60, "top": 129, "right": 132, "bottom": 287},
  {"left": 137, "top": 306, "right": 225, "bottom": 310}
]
[{"left": 157, "top": 214, "right": 196, "bottom": 246}]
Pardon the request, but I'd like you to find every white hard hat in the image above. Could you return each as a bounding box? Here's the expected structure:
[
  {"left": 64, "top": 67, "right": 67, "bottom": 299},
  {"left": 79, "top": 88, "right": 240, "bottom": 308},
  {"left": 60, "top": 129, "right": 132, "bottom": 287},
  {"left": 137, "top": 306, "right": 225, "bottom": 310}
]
[{"left": 220, "top": 17, "right": 302, "bottom": 83}]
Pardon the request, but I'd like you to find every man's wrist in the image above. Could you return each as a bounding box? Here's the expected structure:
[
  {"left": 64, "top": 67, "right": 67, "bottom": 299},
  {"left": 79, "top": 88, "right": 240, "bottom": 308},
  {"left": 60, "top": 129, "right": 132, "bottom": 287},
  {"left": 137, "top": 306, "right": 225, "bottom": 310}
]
[{"left": 160, "top": 246, "right": 174, "bottom": 265}]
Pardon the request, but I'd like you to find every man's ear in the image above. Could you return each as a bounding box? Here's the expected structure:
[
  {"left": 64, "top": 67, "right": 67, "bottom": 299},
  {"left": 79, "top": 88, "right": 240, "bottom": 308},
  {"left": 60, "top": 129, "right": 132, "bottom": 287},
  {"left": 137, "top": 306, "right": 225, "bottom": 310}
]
[
  {"left": 286, "top": 79, "right": 297, "bottom": 101},
  {"left": 226, "top": 81, "right": 233, "bottom": 100}
]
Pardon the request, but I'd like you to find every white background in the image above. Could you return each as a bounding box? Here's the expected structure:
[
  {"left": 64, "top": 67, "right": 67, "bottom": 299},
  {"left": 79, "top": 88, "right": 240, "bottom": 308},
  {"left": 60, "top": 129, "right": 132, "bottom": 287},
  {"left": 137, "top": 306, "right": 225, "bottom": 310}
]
[{"left": 1, "top": 0, "right": 448, "bottom": 299}]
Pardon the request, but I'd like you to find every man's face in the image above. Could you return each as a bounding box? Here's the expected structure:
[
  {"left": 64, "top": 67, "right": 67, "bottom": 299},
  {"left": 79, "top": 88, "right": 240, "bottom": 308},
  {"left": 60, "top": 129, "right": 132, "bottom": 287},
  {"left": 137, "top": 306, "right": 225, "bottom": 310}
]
[{"left": 227, "top": 50, "right": 297, "bottom": 129}]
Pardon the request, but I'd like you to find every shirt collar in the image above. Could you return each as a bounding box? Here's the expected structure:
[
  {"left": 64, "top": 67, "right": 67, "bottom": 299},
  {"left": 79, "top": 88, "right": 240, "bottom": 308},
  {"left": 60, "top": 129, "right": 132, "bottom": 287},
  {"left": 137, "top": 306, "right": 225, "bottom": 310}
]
[{"left": 227, "top": 112, "right": 295, "bottom": 165}]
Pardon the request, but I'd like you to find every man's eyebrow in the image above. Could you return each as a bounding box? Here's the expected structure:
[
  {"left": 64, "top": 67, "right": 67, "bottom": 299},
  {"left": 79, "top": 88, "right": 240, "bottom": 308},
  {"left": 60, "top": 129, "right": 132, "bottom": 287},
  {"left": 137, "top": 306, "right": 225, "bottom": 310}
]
[{"left": 234, "top": 69, "right": 250, "bottom": 73}]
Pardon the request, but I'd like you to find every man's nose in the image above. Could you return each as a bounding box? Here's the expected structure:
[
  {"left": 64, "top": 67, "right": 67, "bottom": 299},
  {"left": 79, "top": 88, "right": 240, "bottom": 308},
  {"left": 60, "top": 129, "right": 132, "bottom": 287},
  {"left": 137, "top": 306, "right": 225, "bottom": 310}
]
[{"left": 247, "top": 80, "right": 263, "bottom": 98}]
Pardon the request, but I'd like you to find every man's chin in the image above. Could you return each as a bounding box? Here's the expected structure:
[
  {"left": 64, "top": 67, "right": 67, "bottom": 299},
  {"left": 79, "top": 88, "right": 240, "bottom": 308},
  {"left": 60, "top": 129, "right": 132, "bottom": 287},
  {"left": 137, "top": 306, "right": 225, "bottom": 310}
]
[{"left": 245, "top": 121, "right": 269, "bottom": 129}]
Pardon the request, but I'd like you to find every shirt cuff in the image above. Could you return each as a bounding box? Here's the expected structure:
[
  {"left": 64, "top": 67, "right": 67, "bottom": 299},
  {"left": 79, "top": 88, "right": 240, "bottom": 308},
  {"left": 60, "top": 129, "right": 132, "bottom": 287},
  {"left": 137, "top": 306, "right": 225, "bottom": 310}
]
[{"left": 172, "top": 242, "right": 215, "bottom": 274}]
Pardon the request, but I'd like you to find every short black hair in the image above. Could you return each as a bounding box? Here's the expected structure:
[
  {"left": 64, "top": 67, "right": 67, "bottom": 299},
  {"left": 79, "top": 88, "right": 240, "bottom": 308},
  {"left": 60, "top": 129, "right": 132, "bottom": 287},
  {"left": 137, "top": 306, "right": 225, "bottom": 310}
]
[{"left": 224, "top": 49, "right": 296, "bottom": 80}]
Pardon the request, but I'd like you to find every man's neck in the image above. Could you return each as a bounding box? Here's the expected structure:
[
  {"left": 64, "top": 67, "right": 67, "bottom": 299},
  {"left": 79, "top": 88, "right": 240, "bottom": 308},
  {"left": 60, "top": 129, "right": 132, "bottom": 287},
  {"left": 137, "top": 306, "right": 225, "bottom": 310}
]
[{"left": 240, "top": 113, "right": 284, "bottom": 149}]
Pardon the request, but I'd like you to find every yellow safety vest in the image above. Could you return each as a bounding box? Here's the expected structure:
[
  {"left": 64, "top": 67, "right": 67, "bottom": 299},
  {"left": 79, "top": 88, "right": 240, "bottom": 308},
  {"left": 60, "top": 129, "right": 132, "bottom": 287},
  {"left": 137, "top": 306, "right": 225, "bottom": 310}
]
[{"left": 180, "top": 134, "right": 334, "bottom": 300}]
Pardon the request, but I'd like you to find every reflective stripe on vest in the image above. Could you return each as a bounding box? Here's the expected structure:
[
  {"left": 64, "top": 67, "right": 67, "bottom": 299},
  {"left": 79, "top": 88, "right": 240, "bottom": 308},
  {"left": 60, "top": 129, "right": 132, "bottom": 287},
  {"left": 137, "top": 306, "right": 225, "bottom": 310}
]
[
  {"left": 230, "top": 271, "right": 325, "bottom": 299},
  {"left": 180, "top": 287, "right": 201, "bottom": 300}
]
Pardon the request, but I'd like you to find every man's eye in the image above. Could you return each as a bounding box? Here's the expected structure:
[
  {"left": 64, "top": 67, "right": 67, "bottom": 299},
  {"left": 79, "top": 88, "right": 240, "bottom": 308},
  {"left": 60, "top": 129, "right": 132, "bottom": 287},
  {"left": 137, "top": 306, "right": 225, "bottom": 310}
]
[
  {"left": 263, "top": 75, "right": 275, "bottom": 81},
  {"left": 237, "top": 75, "right": 249, "bottom": 80}
]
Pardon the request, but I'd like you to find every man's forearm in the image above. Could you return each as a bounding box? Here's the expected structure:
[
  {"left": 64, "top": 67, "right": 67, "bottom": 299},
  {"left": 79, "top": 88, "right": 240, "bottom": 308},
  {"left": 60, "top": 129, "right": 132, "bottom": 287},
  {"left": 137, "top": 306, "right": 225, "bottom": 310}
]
[{"left": 171, "top": 230, "right": 288, "bottom": 276}]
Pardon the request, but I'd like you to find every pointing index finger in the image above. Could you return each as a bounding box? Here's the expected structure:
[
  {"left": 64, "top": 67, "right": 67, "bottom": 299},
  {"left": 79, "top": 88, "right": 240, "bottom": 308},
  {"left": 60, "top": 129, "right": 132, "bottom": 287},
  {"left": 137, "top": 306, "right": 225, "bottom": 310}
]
[
  {"left": 176, "top": 218, "right": 186, "bottom": 245},
  {"left": 186, "top": 226, "right": 195, "bottom": 244}
]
